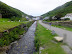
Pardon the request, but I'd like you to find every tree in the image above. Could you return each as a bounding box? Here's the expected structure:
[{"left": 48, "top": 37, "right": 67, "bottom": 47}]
[
  {"left": 49, "top": 16, "right": 52, "bottom": 21},
  {"left": 55, "top": 13, "right": 63, "bottom": 20}
]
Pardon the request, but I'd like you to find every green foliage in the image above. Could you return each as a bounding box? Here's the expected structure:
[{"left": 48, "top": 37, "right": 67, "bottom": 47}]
[
  {"left": 58, "top": 24, "right": 61, "bottom": 26},
  {"left": 42, "top": 1, "right": 72, "bottom": 18},
  {"left": 26, "top": 21, "right": 34, "bottom": 28},
  {"left": 10, "top": 17, "right": 21, "bottom": 21},
  {"left": 49, "top": 16, "right": 53, "bottom": 21},
  {"left": 55, "top": 13, "right": 63, "bottom": 20},
  {"left": 0, "top": 1, "right": 28, "bottom": 18},
  {"left": 64, "top": 18, "right": 70, "bottom": 20},
  {"left": 0, "top": 27, "right": 25, "bottom": 47},
  {"left": 21, "top": 18, "right": 28, "bottom": 22},
  {"left": 0, "top": 39, "right": 4, "bottom": 47},
  {"left": 34, "top": 35, "right": 40, "bottom": 51}
]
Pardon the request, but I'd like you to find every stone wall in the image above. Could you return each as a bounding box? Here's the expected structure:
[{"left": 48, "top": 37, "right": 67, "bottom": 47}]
[{"left": 43, "top": 21, "right": 72, "bottom": 28}]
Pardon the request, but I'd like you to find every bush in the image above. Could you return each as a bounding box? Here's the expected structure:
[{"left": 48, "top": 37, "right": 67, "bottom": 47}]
[
  {"left": 0, "top": 27, "right": 25, "bottom": 46},
  {"left": 64, "top": 18, "right": 70, "bottom": 20},
  {"left": 10, "top": 17, "right": 21, "bottom": 21},
  {"left": 58, "top": 24, "right": 61, "bottom": 26},
  {"left": 0, "top": 39, "right": 4, "bottom": 47},
  {"left": 35, "top": 36, "right": 40, "bottom": 51}
]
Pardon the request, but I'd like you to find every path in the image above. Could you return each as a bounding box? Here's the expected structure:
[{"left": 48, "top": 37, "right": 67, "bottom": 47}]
[
  {"left": 39, "top": 20, "right": 72, "bottom": 48},
  {"left": 8, "top": 21, "right": 37, "bottom": 54}
]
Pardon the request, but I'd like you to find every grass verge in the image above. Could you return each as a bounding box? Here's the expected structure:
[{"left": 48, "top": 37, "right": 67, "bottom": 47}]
[
  {"left": 52, "top": 25, "right": 72, "bottom": 31},
  {"left": 34, "top": 23, "right": 66, "bottom": 54}
]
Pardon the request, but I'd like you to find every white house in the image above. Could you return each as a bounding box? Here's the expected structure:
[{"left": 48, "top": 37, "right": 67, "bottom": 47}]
[
  {"left": 61, "top": 13, "right": 72, "bottom": 20},
  {"left": 26, "top": 16, "right": 31, "bottom": 20}
]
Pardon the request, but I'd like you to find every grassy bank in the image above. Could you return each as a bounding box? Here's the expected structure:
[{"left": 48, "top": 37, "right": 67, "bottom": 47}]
[
  {"left": 34, "top": 23, "right": 66, "bottom": 54},
  {"left": 0, "top": 27, "right": 25, "bottom": 47},
  {"left": 0, "top": 22, "right": 28, "bottom": 32}
]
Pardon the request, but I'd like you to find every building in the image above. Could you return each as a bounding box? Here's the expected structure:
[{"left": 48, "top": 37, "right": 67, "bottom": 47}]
[
  {"left": 61, "top": 13, "right": 72, "bottom": 20},
  {"left": 52, "top": 16, "right": 57, "bottom": 20},
  {"left": 22, "top": 15, "right": 24, "bottom": 17},
  {"left": 43, "top": 17, "right": 49, "bottom": 20},
  {"left": 0, "top": 13, "right": 2, "bottom": 18}
]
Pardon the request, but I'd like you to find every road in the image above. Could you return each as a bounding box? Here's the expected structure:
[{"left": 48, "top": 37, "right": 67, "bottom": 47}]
[
  {"left": 39, "top": 20, "right": 72, "bottom": 48},
  {"left": 8, "top": 21, "right": 37, "bottom": 54}
]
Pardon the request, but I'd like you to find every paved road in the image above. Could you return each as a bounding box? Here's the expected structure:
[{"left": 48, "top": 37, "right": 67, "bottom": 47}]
[
  {"left": 8, "top": 21, "right": 37, "bottom": 54},
  {"left": 39, "top": 20, "right": 72, "bottom": 48}
]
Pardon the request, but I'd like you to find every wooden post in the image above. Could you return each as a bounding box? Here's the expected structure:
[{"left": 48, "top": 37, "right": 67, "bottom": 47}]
[
  {"left": 0, "top": 14, "right": 2, "bottom": 18},
  {"left": 52, "top": 30, "right": 55, "bottom": 35}
]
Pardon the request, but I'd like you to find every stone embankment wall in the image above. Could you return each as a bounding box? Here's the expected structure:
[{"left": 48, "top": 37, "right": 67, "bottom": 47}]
[
  {"left": 43, "top": 21, "right": 72, "bottom": 28},
  {"left": 0, "top": 21, "right": 34, "bottom": 38}
]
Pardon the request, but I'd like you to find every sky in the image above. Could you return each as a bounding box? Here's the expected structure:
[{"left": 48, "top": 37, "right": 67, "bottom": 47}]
[{"left": 0, "top": 0, "right": 71, "bottom": 16}]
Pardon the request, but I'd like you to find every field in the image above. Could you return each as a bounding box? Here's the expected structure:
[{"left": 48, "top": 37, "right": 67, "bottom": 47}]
[
  {"left": 0, "top": 18, "right": 29, "bottom": 32},
  {"left": 35, "top": 23, "right": 66, "bottom": 54}
]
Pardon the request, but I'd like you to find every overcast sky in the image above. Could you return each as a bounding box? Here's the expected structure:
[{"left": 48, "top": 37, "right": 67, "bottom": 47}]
[{"left": 0, "top": 0, "right": 71, "bottom": 16}]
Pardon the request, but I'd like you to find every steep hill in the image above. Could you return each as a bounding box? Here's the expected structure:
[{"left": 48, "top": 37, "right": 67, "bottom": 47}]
[
  {"left": 42, "top": 1, "right": 72, "bottom": 18},
  {"left": 0, "top": 1, "right": 28, "bottom": 18}
]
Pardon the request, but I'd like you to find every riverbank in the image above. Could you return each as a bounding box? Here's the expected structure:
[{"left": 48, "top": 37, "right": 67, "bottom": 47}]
[{"left": 34, "top": 22, "right": 66, "bottom": 54}]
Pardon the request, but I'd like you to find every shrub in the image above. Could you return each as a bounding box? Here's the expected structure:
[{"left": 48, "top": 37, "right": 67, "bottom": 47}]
[
  {"left": 35, "top": 36, "right": 40, "bottom": 51},
  {"left": 0, "top": 27, "right": 25, "bottom": 46},
  {"left": 58, "top": 24, "right": 61, "bottom": 26},
  {"left": 0, "top": 39, "right": 4, "bottom": 47},
  {"left": 64, "top": 18, "right": 70, "bottom": 20}
]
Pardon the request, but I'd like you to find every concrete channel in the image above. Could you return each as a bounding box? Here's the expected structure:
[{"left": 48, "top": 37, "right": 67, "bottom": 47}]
[{"left": 8, "top": 21, "right": 37, "bottom": 54}]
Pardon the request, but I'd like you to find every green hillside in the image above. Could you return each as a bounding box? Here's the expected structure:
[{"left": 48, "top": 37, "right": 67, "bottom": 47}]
[
  {"left": 0, "top": 1, "right": 28, "bottom": 18},
  {"left": 42, "top": 1, "right": 72, "bottom": 18}
]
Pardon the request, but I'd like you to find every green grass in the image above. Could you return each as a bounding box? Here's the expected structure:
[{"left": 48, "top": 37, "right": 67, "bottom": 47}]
[
  {"left": 52, "top": 25, "right": 72, "bottom": 31},
  {"left": 0, "top": 21, "right": 29, "bottom": 32},
  {"left": 35, "top": 23, "right": 66, "bottom": 54},
  {"left": 0, "top": 18, "right": 9, "bottom": 22}
]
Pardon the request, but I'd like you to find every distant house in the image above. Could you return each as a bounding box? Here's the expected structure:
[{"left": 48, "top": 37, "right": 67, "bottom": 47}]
[
  {"left": 26, "top": 16, "right": 31, "bottom": 20},
  {"left": 61, "top": 13, "right": 72, "bottom": 20},
  {"left": 22, "top": 15, "right": 24, "bottom": 17},
  {"left": 0, "top": 13, "right": 2, "bottom": 18},
  {"left": 43, "top": 17, "right": 49, "bottom": 20},
  {"left": 52, "top": 16, "right": 57, "bottom": 20}
]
